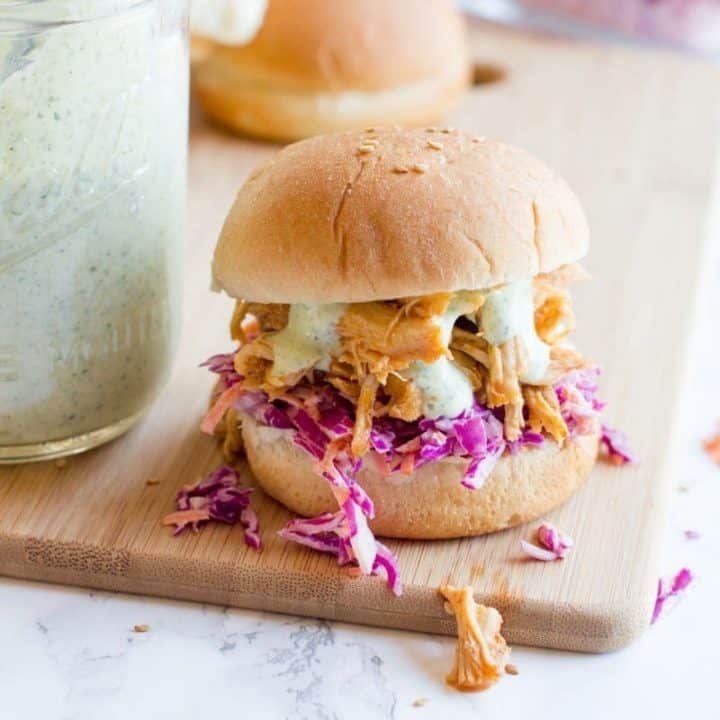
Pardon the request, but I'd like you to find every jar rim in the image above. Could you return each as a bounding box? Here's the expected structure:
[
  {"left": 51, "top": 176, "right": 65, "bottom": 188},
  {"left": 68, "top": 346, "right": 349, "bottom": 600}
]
[{"left": 0, "top": 0, "right": 156, "bottom": 32}]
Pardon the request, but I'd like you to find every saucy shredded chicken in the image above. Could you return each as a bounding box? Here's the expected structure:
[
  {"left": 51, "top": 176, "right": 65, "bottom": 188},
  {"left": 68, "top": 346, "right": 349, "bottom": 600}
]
[
  {"left": 524, "top": 385, "right": 569, "bottom": 443},
  {"left": 381, "top": 372, "right": 424, "bottom": 422},
  {"left": 352, "top": 374, "right": 379, "bottom": 457},
  {"left": 231, "top": 301, "right": 289, "bottom": 342},
  {"left": 439, "top": 585, "right": 511, "bottom": 692},
  {"left": 337, "top": 301, "right": 450, "bottom": 373},
  {"left": 217, "top": 265, "right": 589, "bottom": 457}
]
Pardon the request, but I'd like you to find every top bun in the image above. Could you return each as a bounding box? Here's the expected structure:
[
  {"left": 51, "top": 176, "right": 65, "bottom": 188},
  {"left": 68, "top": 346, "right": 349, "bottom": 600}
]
[
  {"left": 197, "top": 0, "right": 467, "bottom": 93},
  {"left": 192, "top": 0, "right": 470, "bottom": 141},
  {"left": 213, "top": 128, "right": 590, "bottom": 303}
]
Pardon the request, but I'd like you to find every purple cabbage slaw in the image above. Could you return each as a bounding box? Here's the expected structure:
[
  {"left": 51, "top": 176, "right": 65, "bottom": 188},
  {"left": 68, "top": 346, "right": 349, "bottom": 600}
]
[
  {"left": 520, "top": 521, "right": 574, "bottom": 561},
  {"left": 205, "top": 353, "right": 609, "bottom": 594},
  {"left": 163, "top": 466, "right": 262, "bottom": 550},
  {"left": 652, "top": 567, "right": 693, "bottom": 624},
  {"left": 278, "top": 513, "right": 402, "bottom": 595},
  {"left": 600, "top": 424, "right": 635, "bottom": 465}
]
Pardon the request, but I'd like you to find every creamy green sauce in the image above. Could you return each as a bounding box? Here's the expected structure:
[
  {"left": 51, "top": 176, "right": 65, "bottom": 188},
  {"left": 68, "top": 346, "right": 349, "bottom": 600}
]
[
  {"left": 401, "top": 291, "right": 481, "bottom": 419},
  {"left": 482, "top": 279, "right": 550, "bottom": 383},
  {"left": 0, "top": 2, "right": 187, "bottom": 445},
  {"left": 403, "top": 357, "right": 474, "bottom": 419},
  {"left": 268, "top": 303, "right": 347, "bottom": 379},
  {"left": 265, "top": 282, "right": 548, "bottom": 421}
]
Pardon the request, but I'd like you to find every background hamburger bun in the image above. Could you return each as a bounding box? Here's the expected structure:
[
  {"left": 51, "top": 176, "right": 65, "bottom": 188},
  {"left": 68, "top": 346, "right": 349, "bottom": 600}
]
[
  {"left": 190, "top": 34, "right": 216, "bottom": 66},
  {"left": 193, "top": 0, "right": 470, "bottom": 141},
  {"left": 213, "top": 128, "right": 590, "bottom": 302},
  {"left": 241, "top": 416, "right": 599, "bottom": 539}
]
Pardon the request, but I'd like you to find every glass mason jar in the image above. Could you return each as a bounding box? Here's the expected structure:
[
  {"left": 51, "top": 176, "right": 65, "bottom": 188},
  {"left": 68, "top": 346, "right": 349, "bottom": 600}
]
[{"left": 0, "top": 0, "right": 189, "bottom": 462}]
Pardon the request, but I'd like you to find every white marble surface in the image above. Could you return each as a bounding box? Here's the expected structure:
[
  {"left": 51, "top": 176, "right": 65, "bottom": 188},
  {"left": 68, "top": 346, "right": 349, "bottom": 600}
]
[{"left": 2, "top": 213, "right": 719, "bottom": 720}]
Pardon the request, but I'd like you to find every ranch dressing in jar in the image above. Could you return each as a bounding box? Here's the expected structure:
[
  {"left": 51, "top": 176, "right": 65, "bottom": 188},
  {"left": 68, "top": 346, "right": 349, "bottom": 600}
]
[{"left": 0, "top": 0, "right": 189, "bottom": 462}]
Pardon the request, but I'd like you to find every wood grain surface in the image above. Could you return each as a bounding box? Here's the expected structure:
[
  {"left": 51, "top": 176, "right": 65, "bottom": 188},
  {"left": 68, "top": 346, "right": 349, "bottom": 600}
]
[{"left": 1, "top": 21, "right": 718, "bottom": 652}]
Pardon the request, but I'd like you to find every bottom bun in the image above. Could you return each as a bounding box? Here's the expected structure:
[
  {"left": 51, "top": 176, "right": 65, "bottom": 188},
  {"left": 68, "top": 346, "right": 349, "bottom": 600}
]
[
  {"left": 192, "top": 62, "right": 470, "bottom": 142},
  {"left": 241, "top": 415, "right": 599, "bottom": 540}
]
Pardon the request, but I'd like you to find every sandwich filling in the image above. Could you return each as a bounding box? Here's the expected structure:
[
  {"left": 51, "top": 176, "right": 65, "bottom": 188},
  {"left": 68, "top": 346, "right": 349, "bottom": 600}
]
[{"left": 202, "top": 263, "right": 604, "bottom": 592}]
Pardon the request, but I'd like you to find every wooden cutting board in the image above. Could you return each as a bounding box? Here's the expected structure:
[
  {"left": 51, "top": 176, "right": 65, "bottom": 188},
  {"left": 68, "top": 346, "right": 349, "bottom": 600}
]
[{"left": 1, "top": 21, "right": 718, "bottom": 652}]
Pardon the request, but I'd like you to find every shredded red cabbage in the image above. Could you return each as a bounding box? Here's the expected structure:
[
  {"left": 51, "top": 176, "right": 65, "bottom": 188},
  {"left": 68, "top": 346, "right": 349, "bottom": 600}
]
[
  {"left": 203, "top": 356, "right": 613, "bottom": 593},
  {"left": 201, "top": 352, "right": 239, "bottom": 378},
  {"left": 163, "top": 466, "right": 262, "bottom": 550},
  {"left": 521, "top": 522, "right": 574, "bottom": 561},
  {"left": 278, "top": 512, "right": 402, "bottom": 595},
  {"left": 600, "top": 424, "right": 635, "bottom": 465},
  {"left": 652, "top": 567, "right": 693, "bottom": 624}
]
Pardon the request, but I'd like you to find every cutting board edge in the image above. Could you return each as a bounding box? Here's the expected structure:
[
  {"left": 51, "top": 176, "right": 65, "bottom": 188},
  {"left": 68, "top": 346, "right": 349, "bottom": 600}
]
[{"left": 0, "top": 532, "right": 654, "bottom": 653}]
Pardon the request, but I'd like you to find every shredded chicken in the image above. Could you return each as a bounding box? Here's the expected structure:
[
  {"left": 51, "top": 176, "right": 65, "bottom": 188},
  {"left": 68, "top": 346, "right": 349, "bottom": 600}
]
[
  {"left": 325, "top": 359, "right": 360, "bottom": 399},
  {"left": 381, "top": 372, "right": 424, "bottom": 422},
  {"left": 380, "top": 292, "right": 454, "bottom": 344},
  {"left": 397, "top": 292, "right": 454, "bottom": 318},
  {"left": 450, "top": 327, "right": 490, "bottom": 367},
  {"left": 206, "top": 383, "right": 245, "bottom": 459},
  {"left": 450, "top": 349, "right": 488, "bottom": 396},
  {"left": 233, "top": 335, "right": 310, "bottom": 397},
  {"left": 337, "top": 301, "right": 450, "bottom": 374},
  {"left": 523, "top": 385, "right": 569, "bottom": 443},
  {"left": 503, "top": 397, "right": 524, "bottom": 442},
  {"left": 487, "top": 340, "right": 522, "bottom": 407},
  {"left": 230, "top": 301, "right": 289, "bottom": 342},
  {"left": 534, "top": 283, "right": 575, "bottom": 345},
  {"left": 230, "top": 305, "right": 256, "bottom": 343},
  {"left": 352, "top": 374, "right": 379, "bottom": 457},
  {"left": 541, "top": 343, "right": 591, "bottom": 385},
  {"left": 215, "top": 279, "right": 590, "bottom": 457},
  {"left": 233, "top": 337, "right": 273, "bottom": 388},
  {"left": 221, "top": 408, "right": 244, "bottom": 458},
  {"left": 439, "top": 585, "right": 511, "bottom": 692}
]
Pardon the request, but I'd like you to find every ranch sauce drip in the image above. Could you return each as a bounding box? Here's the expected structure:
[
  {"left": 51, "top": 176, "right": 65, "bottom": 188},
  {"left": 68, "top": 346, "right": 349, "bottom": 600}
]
[
  {"left": 263, "top": 282, "right": 548, "bottom": 422},
  {"left": 482, "top": 279, "right": 550, "bottom": 383},
  {"left": 0, "top": 2, "right": 188, "bottom": 445},
  {"left": 268, "top": 304, "right": 347, "bottom": 379},
  {"left": 403, "top": 292, "right": 479, "bottom": 419}
]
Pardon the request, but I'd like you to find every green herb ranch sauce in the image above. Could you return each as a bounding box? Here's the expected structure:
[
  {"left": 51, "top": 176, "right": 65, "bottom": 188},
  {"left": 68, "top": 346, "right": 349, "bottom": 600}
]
[
  {"left": 262, "top": 283, "right": 548, "bottom": 422},
  {"left": 267, "top": 304, "right": 347, "bottom": 378},
  {"left": 402, "top": 291, "right": 480, "bottom": 418},
  {"left": 0, "top": 3, "right": 188, "bottom": 445},
  {"left": 482, "top": 279, "right": 550, "bottom": 383}
]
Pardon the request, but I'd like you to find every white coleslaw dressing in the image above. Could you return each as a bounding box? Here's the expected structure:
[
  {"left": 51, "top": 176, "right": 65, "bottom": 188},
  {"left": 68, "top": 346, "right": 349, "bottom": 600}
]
[{"left": 190, "top": 0, "right": 267, "bottom": 45}]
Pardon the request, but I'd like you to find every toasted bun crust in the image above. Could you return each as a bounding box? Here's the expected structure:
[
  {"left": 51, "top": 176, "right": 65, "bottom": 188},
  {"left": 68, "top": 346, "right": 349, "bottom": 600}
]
[
  {"left": 242, "top": 416, "right": 599, "bottom": 540},
  {"left": 213, "top": 129, "right": 590, "bottom": 302},
  {"left": 193, "top": 0, "right": 469, "bottom": 141}
]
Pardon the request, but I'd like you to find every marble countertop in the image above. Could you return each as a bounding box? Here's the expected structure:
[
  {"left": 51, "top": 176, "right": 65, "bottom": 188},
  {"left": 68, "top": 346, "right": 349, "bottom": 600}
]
[{"left": 3, "top": 242, "right": 718, "bottom": 720}]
